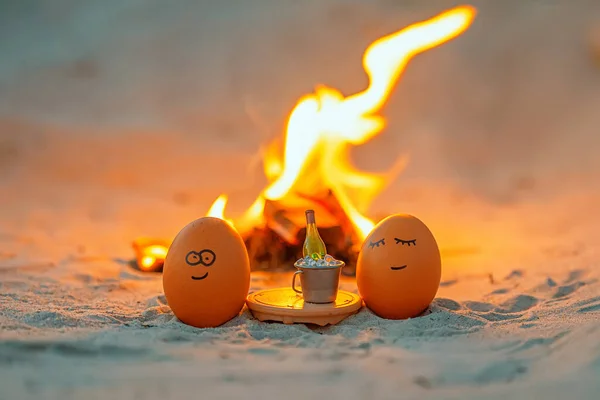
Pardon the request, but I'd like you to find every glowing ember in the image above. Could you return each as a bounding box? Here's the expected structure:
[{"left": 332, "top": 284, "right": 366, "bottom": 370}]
[
  {"left": 132, "top": 238, "right": 170, "bottom": 272},
  {"left": 208, "top": 5, "right": 476, "bottom": 240},
  {"left": 141, "top": 247, "right": 166, "bottom": 269}
]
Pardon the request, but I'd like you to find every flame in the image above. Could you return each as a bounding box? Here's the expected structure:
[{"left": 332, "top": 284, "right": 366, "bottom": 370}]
[
  {"left": 138, "top": 244, "right": 168, "bottom": 271},
  {"left": 208, "top": 5, "right": 476, "bottom": 240},
  {"left": 206, "top": 194, "right": 235, "bottom": 227}
]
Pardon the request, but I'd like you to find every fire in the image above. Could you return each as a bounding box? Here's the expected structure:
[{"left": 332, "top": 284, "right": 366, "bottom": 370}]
[
  {"left": 132, "top": 238, "right": 170, "bottom": 272},
  {"left": 208, "top": 5, "right": 476, "bottom": 240},
  {"left": 132, "top": 5, "right": 476, "bottom": 271},
  {"left": 207, "top": 194, "right": 235, "bottom": 227},
  {"left": 140, "top": 246, "right": 167, "bottom": 269}
]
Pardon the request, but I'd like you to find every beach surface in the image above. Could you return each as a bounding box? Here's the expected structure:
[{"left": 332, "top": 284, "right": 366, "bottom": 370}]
[{"left": 1, "top": 1, "right": 600, "bottom": 399}]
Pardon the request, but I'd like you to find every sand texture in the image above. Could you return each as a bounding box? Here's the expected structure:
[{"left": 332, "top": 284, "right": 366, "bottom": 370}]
[
  {"left": 2, "top": 1, "right": 600, "bottom": 399},
  {"left": 1, "top": 205, "right": 600, "bottom": 400}
]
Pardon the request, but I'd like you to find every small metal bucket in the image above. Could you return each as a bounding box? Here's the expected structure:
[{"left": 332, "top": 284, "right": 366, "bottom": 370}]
[{"left": 292, "top": 260, "right": 345, "bottom": 303}]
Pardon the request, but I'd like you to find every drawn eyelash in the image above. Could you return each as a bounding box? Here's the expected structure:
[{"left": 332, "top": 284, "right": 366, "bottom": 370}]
[
  {"left": 368, "top": 238, "right": 385, "bottom": 248},
  {"left": 395, "top": 238, "right": 416, "bottom": 246}
]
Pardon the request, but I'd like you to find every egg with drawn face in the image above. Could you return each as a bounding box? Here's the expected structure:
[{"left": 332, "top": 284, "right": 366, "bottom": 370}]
[
  {"left": 357, "top": 214, "right": 441, "bottom": 319},
  {"left": 163, "top": 216, "right": 250, "bottom": 328}
]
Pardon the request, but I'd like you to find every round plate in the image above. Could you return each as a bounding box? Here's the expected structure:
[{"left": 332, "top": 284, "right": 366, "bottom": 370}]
[{"left": 246, "top": 287, "right": 363, "bottom": 326}]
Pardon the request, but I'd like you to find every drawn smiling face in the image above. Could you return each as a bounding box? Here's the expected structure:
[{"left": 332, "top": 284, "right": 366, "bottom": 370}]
[
  {"left": 357, "top": 214, "right": 441, "bottom": 319},
  {"left": 367, "top": 237, "right": 418, "bottom": 271},
  {"left": 185, "top": 249, "right": 216, "bottom": 280}
]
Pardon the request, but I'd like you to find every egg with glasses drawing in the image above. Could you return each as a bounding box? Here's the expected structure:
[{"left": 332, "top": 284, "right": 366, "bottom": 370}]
[
  {"left": 163, "top": 216, "right": 250, "bottom": 328},
  {"left": 356, "top": 214, "right": 441, "bottom": 319}
]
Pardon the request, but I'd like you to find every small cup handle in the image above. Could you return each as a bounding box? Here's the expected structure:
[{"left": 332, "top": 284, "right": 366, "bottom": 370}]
[{"left": 292, "top": 270, "right": 303, "bottom": 294}]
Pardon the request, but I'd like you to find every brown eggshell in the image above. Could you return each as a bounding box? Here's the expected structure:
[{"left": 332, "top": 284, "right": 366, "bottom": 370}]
[
  {"left": 356, "top": 214, "right": 441, "bottom": 319},
  {"left": 163, "top": 216, "right": 250, "bottom": 328}
]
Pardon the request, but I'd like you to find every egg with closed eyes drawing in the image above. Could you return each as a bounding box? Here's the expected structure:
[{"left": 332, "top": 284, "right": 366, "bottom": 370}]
[
  {"left": 163, "top": 216, "right": 250, "bottom": 328},
  {"left": 356, "top": 214, "right": 441, "bottom": 319}
]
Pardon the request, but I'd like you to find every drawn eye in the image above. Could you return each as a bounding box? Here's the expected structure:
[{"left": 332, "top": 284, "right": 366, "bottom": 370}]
[
  {"left": 199, "top": 249, "right": 216, "bottom": 266},
  {"left": 395, "top": 238, "right": 416, "bottom": 246},
  {"left": 368, "top": 238, "right": 385, "bottom": 248},
  {"left": 185, "top": 251, "right": 202, "bottom": 266}
]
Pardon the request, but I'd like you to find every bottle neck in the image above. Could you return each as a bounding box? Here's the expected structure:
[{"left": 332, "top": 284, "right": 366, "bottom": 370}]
[
  {"left": 305, "top": 210, "right": 320, "bottom": 236},
  {"left": 305, "top": 210, "right": 316, "bottom": 225}
]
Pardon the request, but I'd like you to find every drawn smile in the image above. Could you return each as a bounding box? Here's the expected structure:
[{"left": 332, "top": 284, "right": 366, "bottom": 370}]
[
  {"left": 390, "top": 265, "right": 407, "bottom": 271},
  {"left": 191, "top": 272, "right": 209, "bottom": 280}
]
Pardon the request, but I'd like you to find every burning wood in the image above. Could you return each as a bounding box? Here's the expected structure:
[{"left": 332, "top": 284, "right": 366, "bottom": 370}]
[
  {"left": 263, "top": 199, "right": 300, "bottom": 245},
  {"left": 246, "top": 190, "right": 359, "bottom": 275},
  {"left": 132, "top": 191, "right": 360, "bottom": 276}
]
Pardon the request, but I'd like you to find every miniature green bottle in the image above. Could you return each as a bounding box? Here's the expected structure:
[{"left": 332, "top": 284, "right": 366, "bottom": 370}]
[{"left": 303, "top": 209, "right": 327, "bottom": 260}]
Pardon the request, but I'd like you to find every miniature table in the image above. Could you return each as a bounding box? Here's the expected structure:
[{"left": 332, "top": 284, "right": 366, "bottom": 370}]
[{"left": 246, "top": 287, "right": 363, "bottom": 326}]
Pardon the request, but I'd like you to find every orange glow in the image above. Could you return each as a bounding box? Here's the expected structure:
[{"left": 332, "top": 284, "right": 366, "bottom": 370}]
[
  {"left": 139, "top": 244, "right": 168, "bottom": 271},
  {"left": 206, "top": 5, "right": 476, "bottom": 240}
]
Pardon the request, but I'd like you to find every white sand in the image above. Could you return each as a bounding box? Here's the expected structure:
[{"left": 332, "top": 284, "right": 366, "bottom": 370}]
[{"left": 1, "top": 1, "right": 600, "bottom": 399}]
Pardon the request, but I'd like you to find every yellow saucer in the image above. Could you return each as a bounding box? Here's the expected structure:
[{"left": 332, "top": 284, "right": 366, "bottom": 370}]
[{"left": 246, "top": 287, "right": 363, "bottom": 326}]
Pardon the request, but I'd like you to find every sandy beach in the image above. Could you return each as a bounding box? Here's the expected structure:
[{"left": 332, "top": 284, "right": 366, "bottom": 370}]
[{"left": 2, "top": 1, "right": 600, "bottom": 399}]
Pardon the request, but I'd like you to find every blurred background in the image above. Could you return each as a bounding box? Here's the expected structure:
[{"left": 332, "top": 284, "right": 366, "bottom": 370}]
[{"left": 1, "top": 0, "right": 599, "bottom": 265}]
